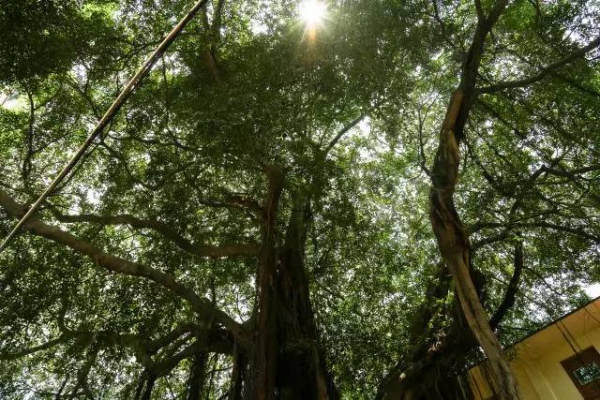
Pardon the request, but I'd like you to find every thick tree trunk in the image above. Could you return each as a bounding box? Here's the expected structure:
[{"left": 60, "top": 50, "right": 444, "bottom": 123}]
[
  {"left": 230, "top": 343, "right": 247, "bottom": 400},
  {"left": 379, "top": 91, "right": 520, "bottom": 399},
  {"left": 187, "top": 353, "right": 207, "bottom": 400},
  {"left": 428, "top": 92, "right": 520, "bottom": 400},
  {"left": 251, "top": 168, "right": 337, "bottom": 399},
  {"left": 274, "top": 195, "right": 338, "bottom": 400},
  {"left": 379, "top": 3, "right": 520, "bottom": 397},
  {"left": 377, "top": 254, "right": 521, "bottom": 399},
  {"left": 253, "top": 166, "right": 284, "bottom": 400}
]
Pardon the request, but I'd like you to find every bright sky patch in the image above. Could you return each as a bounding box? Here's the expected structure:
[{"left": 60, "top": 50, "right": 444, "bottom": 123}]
[{"left": 299, "top": 0, "right": 327, "bottom": 27}]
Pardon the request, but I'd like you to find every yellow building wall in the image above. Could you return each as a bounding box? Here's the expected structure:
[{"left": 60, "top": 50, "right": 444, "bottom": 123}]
[
  {"left": 469, "top": 303, "right": 600, "bottom": 400},
  {"left": 469, "top": 358, "right": 542, "bottom": 400},
  {"left": 517, "top": 325, "right": 600, "bottom": 400}
]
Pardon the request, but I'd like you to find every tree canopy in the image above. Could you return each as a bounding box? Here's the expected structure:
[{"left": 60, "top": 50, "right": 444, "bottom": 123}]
[{"left": 0, "top": 0, "right": 599, "bottom": 399}]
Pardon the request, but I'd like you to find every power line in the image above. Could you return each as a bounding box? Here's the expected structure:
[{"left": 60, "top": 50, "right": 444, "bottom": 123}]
[{"left": 0, "top": 0, "right": 210, "bottom": 254}]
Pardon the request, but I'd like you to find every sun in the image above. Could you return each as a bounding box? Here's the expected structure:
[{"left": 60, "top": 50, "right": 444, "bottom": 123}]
[{"left": 299, "top": 0, "right": 327, "bottom": 27}]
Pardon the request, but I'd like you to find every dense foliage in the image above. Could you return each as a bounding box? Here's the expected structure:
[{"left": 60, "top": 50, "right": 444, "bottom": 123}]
[{"left": 0, "top": 0, "right": 599, "bottom": 398}]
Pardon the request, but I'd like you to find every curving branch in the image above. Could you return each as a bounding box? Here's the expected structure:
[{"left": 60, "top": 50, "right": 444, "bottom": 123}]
[
  {"left": 479, "top": 36, "right": 600, "bottom": 94},
  {"left": 146, "top": 323, "right": 199, "bottom": 355},
  {"left": 498, "top": 48, "right": 600, "bottom": 98},
  {"left": 48, "top": 209, "right": 259, "bottom": 258},
  {"left": 0, "top": 334, "right": 70, "bottom": 361},
  {"left": 197, "top": 194, "right": 263, "bottom": 217},
  {"left": 552, "top": 72, "right": 600, "bottom": 98},
  {"left": 149, "top": 334, "right": 231, "bottom": 379},
  {"left": 323, "top": 113, "right": 366, "bottom": 156},
  {"left": 453, "top": 0, "right": 510, "bottom": 141},
  {"left": 0, "top": 320, "right": 232, "bottom": 382},
  {"left": 471, "top": 230, "right": 511, "bottom": 250},
  {"left": 472, "top": 220, "right": 600, "bottom": 243},
  {"left": 490, "top": 241, "right": 523, "bottom": 329},
  {"left": 541, "top": 164, "right": 600, "bottom": 179},
  {"left": 199, "top": 0, "right": 227, "bottom": 81},
  {"left": 70, "top": 348, "right": 98, "bottom": 400},
  {"left": 381, "top": 1, "right": 517, "bottom": 398},
  {"left": 210, "top": 0, "right": 227, "bottom": 44},
  {"left": 429, "top": 0, "right": 455, "bottom": 49},
  {"left": 0, "top": 189, "right": 249, "bottom": 348}
]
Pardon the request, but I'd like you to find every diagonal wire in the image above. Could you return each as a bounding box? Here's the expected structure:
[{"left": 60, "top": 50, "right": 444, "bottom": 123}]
[{"left": 0, "top": 0, "right": 210, "bottom": 254}]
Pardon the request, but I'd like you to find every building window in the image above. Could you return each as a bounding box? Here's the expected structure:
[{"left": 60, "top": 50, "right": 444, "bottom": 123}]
[
  {"left": 574, "top": 362, "right": 600, "bottom": 386},
  {"left": 561, "top": 346, "right": 600, "bottom": 400}
]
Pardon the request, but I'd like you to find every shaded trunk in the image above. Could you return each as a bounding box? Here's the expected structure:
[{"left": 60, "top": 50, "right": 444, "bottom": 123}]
[
  {"left": 274, "top": 195, "right": 338, "bottom": 400},
  {"left": 251, "top": 168, "right": 337, "bottom": 399},
  {"left": 378, "top": 243, "right": 525, "bottom": 399},
  {"left": 377, "top": 265, "right": 477, "bottom": 400},
  {"left": 187, "top": 353, "right": 208, "bottom": 400},
  {"left": 253, "top": 166, "right": 284, "bottom": 400},
  {"left": 134, "top": 372, "right": 155, "bottom": 400},
  {"left": 230, "top": 343, "right": 247, "bottom": 400}
]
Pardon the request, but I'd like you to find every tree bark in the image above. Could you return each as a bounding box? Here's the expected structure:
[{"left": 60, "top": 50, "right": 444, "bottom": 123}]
[
  {"left": 253, "top": 166, "right": 284, "bottom": 400},
  {"left": 230, "top": 343, "right": 246, "bottom": 400},
  {"left": 251, "top": 169, "right": 337, "bottom": 399},
  {"left": 274, "top": 194, "right": 338, "bottom": 400},
  {"left": 187, "top": 353, "right": 208, "bottom": 400},
  {"left": 379, "top": 27, "right": 523, "bottom": 393},
  {"left": 376, "top": 264, "right": 476, "bottom": 400},
  {"left": 428, "top": 92, "right": 520, "bottom": 399},
  {"left": 134, "top": 372, "right": 156, "bottom": 400}
]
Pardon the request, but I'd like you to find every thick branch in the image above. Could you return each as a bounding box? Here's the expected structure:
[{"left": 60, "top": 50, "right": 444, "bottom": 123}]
[
  {"left": 198, "top": 195, "right": 263, "bottom": 217},
  {"left": 430, "top": 0, "right": 454, "bottom": 49},
  {"left": 471, "top": 230, "right": 511, "bottom": 250},
  {"left": 210, "top": 0, "right": 226, "bottom": 43},
  {"left": 51, "top": 209, "right": 259, "bottom": 258},
  {"left": 454, "top": 0, "right": 510, "bottom": 140},
  {"left": 0, "top": 321, "right": 231, "bottom": 373},
  {"left": 70, "top": 349, "right": 98, "bottom": 400},
  {"left": 187, "top": 352, "right": 208, "bottom": 400},
  {"left": 541, "top": 164, "right": 600, "bottom": 178},
  {"left": 474, "top": 0, "right": 485, "bottom": 21},
  {"left": 254, "top": 165, "right": 284, "bottom": 399},
  {"left": 0, "top": 334, "right": 69, "bottom": 361},
  {"left": 146, "top": 323, "right": 199, "bottom": 355},
  {"left": 150, "top": 335, "right": 232, "bottom": 378},
  {"left": 152, "top": 344, "right": 200, "bottom": 377},
  {"left": 0, "top": 190, "right": 249, "bottom": 348}
]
